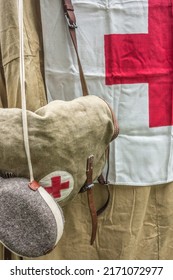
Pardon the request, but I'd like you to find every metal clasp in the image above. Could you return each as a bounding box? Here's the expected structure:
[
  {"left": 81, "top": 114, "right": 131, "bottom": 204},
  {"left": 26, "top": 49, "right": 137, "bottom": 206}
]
[
  {"left": 86, "top": 183, "right": 94, "bottom": 190},
  {"left": 80, "top": 183, "right": 94, "bottom": 193},
  {"left": 65, "top": 14, "right": 77, "bottom": 29}
]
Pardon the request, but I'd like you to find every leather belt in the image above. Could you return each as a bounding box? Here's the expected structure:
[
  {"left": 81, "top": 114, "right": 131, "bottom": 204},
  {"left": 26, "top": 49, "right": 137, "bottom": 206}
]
[{"left": 63, "top": 0, "right": 111, "bottom": 245}]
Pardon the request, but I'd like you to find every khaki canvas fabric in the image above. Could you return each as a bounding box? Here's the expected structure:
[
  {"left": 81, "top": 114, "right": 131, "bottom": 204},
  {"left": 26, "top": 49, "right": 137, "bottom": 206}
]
[
  {"left": 1, "top": 0, "right": 173, "bottom": 260},
  {"left": 27, "top": 182, "right": 173, "bottom": 260},
  {"left": 0, "top": 0, "right": 47, "bottom": 110},
  {"left": 0, "top": 95, "right": 116, "bottom": 206}
]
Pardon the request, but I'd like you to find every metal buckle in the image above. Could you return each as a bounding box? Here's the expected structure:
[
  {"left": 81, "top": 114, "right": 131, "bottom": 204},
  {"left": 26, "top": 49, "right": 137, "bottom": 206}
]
[
  {"left": 65, "top": 14, "right": 77, "bottom": 29},
  {"left": 86, "top": 183, "right": 94, "bottom": 190},
  {"left": 80, "top": 183, "right": 94, "bottom": 193}
]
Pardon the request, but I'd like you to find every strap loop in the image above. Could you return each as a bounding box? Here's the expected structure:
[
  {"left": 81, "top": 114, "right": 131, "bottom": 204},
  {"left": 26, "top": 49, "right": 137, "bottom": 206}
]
[{"left": 63, "top": 0, "right": 77, "bottom": 28}]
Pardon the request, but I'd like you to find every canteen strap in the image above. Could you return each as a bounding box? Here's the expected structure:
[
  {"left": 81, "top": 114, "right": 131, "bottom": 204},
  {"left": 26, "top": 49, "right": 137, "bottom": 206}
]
[
  {"left": 62, "top": 0, "right": 89, "bottom": 97},
  {"left": 18, "top": 0, "right": 40, "bottom": 190}
]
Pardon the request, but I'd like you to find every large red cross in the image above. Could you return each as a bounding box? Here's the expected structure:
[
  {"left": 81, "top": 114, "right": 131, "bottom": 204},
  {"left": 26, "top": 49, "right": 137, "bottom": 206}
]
[
  {"left": 105, "top": 0, "right": 173, "bottom": 127},
  {"left": 44, "top": 176, "right": 69, "bottom": 198}
]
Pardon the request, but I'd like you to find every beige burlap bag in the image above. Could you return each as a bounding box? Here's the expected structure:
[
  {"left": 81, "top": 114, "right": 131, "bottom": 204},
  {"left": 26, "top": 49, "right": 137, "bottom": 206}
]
[{"left": 0, "top": 95, "right": 118, "bottom": 206}]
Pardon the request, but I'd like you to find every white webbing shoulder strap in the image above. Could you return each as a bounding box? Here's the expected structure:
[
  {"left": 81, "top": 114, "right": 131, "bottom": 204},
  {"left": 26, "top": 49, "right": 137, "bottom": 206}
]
[{"left": 18, "top": 0, "right": 39, "bottom": 190}]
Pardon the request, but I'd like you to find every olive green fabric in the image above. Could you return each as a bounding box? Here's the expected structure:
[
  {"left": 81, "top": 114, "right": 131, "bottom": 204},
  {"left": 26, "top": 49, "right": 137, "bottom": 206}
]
[{"left": 0, "top": 0, "right": 47, "bottom": 110}]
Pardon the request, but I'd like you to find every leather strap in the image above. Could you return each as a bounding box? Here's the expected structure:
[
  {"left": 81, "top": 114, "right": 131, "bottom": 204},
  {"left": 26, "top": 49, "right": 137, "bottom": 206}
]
[
  {"left": 62, "top": 0, "right": 111, "bottom": 245},
  {"left": 62, "top": 0, "right": 89, "bottom": 96},
  {"left": 97, "top": 174, "right": 110, "bottom": 216},
  {"left": 96, "top": 147, "right": 110, "bottom": 215},
  {"left": 80, "top": 155, "right": 111, "bottom": 244},
  {"left": 85, "top": 155, "right": 98, "bottom": 245},
  {"left": 79, "top": 156, "right": 97, "bottom": 244}
]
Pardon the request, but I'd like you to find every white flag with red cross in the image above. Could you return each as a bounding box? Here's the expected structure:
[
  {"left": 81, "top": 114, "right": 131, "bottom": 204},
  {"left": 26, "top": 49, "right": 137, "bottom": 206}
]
[{"left": 40, "top": 0, "right": 173, "bottom": 186}]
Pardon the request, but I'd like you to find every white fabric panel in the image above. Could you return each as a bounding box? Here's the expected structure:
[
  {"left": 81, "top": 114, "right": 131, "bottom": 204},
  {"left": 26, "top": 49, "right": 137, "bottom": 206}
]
[{"left": 40, "top": 0, "right": 173, "bottom": 186}]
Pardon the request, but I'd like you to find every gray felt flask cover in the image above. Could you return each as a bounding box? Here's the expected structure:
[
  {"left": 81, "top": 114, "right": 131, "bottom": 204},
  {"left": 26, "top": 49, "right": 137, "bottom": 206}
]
[{"left": 0, "top": 177, "right": 64, "bottom": 258}]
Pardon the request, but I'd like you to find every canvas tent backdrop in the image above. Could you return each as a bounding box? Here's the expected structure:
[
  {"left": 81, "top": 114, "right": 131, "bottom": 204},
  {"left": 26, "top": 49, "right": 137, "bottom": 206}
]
[{"left": 1, "top": 0, "right": 173, "bottom": 259}]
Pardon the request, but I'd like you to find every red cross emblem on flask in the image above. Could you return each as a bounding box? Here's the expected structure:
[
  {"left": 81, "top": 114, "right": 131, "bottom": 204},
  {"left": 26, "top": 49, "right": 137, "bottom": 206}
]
[{"left": 44, "top": 176, "right": 70, "bottom": 198}]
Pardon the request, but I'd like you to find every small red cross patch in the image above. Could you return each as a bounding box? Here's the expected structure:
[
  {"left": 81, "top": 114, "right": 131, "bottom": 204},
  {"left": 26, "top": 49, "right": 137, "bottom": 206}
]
[{"left": 44, "top": 176, "right": 70, "bottom": 198}]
